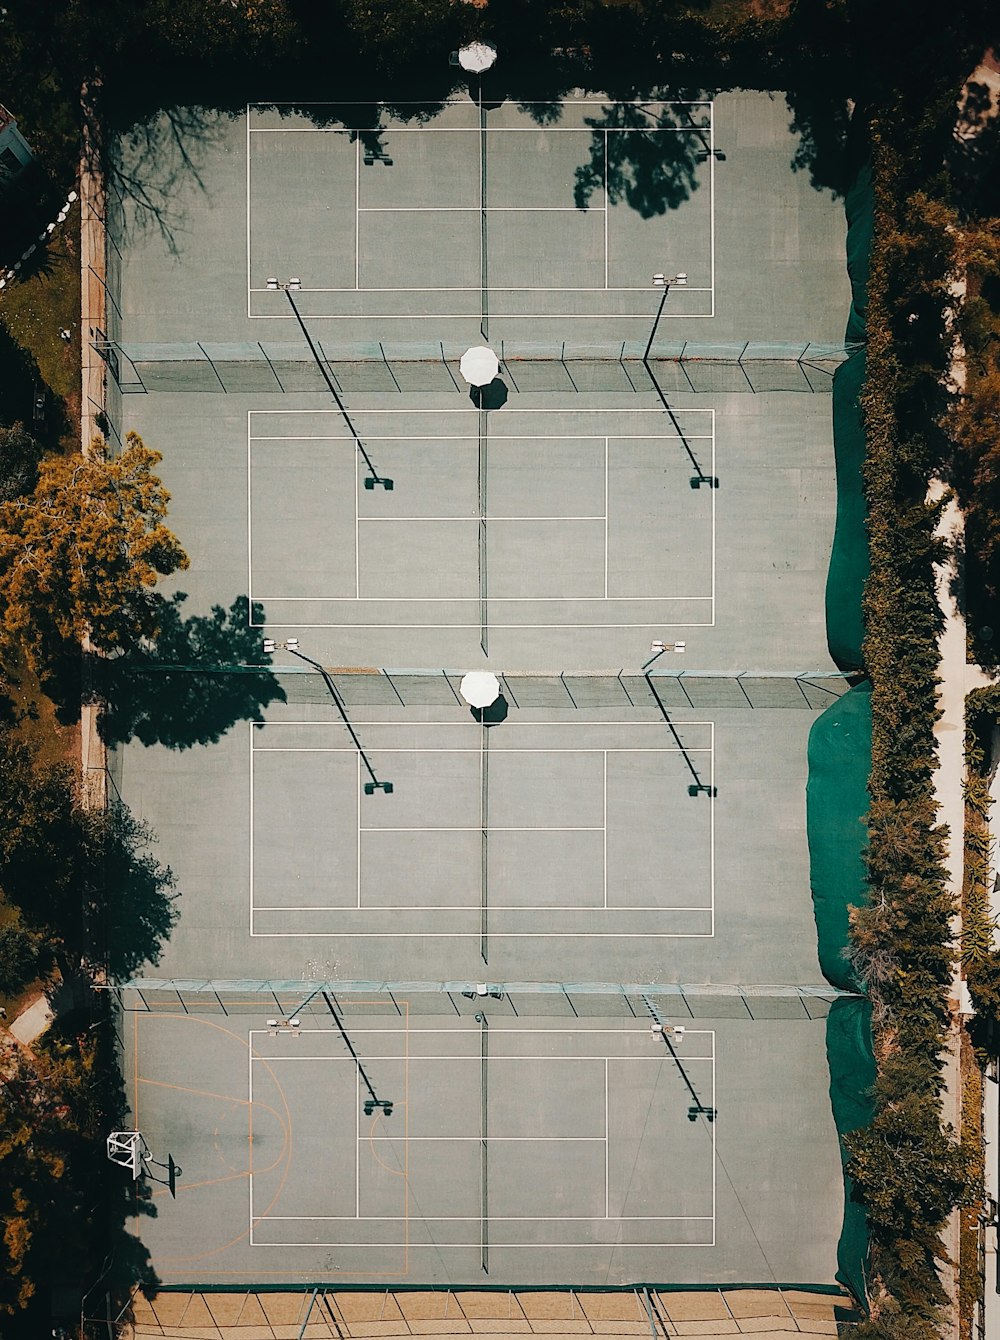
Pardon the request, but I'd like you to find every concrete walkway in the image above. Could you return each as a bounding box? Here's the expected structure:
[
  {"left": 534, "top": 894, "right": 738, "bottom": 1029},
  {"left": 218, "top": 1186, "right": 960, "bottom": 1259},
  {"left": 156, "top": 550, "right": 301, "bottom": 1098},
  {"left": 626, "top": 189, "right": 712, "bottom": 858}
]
[{"left": 6, "top": 992, "right": 54, "bottom": 1045}]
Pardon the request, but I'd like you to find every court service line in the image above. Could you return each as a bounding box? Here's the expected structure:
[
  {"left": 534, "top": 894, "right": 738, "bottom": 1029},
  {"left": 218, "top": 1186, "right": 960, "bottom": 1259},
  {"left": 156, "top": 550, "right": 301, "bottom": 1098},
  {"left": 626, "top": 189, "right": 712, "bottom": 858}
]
[
  {"left": 249, "top": 310, "right": 715, "bottom": 321},
  {"left": 358, "top": 515, "right": 608, "bottom": 523},
  {"left": 257, "top": 907, "right": 712, "bottom": 914},
  {"left": 355, "top": 137, "right": 360, "bottom": 291},
  {"left": 357, "top": 206, "right": 607, "bottom": 213},
  {"left": 357, "top": 825, "right": 605, "bottom": 832},
  {"left": 256, "top": 745, "right": 711, "bottom": 754}
]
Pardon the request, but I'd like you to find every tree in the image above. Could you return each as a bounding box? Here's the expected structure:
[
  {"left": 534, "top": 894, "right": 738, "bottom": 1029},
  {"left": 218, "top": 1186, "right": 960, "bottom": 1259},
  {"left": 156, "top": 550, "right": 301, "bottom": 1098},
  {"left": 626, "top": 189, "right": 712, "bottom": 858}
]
[
  {"left": 0, "top": 926, "right": 51, "bottom": 995},
  {"left": 0, "top": 432, "right": 188, "bottom": 675},
  {"left": 0, "top": 728, "right": 178, "bottom": 977},
  {"left": 0, "top": 424, "right": 43, "bottom": 503}
]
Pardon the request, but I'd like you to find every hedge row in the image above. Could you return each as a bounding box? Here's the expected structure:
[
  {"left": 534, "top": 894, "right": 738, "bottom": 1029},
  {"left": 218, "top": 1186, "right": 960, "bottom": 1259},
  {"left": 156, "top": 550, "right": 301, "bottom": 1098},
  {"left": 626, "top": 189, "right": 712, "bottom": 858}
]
[{"left": 842, "top": 107, "right": 980, "bottom": 1335}]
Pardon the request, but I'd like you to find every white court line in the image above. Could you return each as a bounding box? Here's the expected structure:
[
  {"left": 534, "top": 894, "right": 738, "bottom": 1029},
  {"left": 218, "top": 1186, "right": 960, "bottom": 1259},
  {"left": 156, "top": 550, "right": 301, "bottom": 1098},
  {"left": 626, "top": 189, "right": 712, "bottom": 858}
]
[
  {"left": 250, "top": 289, "right": 707, "bottom": 297},
  {"left": 250, "top": 433, "right": 715, "bottom": 441},
  {"left": 254, "top": 718, "right": 715, "bottom": 727},
  {"left": 356, "top": 754, "right": 362, "bottom": 910},
  {"left": 603, "top": 751, "right": 608, "bottom": 909},
  {"left": 249, "top": 127, "right": 708, "bottom": 134},
  {"left": 605, "top": 1058, "right": 609, "bottom": 1219},
  {"left": 252, "top": 620, "right": 713, "bottom": 630},
  {"left": 358, "top": 206, "right": 606, "bottom": 212},
  {"left": 258, "top": 746, "right": 710, "bottom": 754},
  {"left": 358, "top": 825, "right": 605, "bottom": 833},
  {"left": 711, "top": 1041, "right": 717, "bottom": 1245},
  {"left": 359, "top": 516, "right": 608, "bottom": 523},
  {"left": 604, "top": 435, "right": 609, "bottom": 599},
  {"left": 354, "top": 137, "right": 360, "bottom": 291},
  {"left": 251, "top": 407, "right": 714, "bottom": 419},
  {"left": 247, "top": 1034, "right": 254, "bottom": 1239},
  {"left": 245, "top": 108, "right": 252, "bottom": 320},
  {"left": 709, "top": 103, "right": 716, "bottom": 320},
  {"left": 250, "top": 1026, "right": 714, "bottom": 1039},
  {"left": 248, "top": 717, "right": 255, "bottom": 938},
  {"left": 256, "top": 907, "right": 711, "bottom": 913},
  {"left": 354, "top": 446, "right": 360, "bottom": 598},
  {"left": 255, "top": 597, "right": 710, "bottom": 603},
  {"left": 603, "top": 129, "right": 609, "bottom": 289}
]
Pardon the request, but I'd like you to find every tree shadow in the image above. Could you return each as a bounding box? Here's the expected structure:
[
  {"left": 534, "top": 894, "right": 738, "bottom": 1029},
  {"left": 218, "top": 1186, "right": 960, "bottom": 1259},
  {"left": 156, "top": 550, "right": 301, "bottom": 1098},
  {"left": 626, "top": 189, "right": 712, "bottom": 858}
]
[
  {"left": 951, "top": 79, "right": 1000, "bottom": 219},
  {"left": 83, "top": 799, "right": 180, "bottom": 981},
  {"left": 573, "top": 101, "right": 705, "bottom": 217},
  {"left": 89, "top": 595, "right": 286, "bottom": 750},
  {"left": 785, "top": 88, "right": 852, "bottom": 197},
  {"left": 103, "top": 107, "right": 230, "bottom": 256}
]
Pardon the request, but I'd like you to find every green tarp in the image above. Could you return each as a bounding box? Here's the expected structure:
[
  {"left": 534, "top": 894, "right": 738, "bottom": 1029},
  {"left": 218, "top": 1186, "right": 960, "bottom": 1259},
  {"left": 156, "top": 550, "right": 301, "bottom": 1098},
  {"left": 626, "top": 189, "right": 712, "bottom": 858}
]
[
  {"left": 826, "top": 349, "right": 869, "bottom": 670},
  {"left": 807, "top": 683, "right": 874, "bottom": 1304},
  {"left": 807, "top": 682, "right": 871, "bottom": 992},
  {"left": 844, "top": 135, "right": 873, "bottom": 346},
  {"left": 827, "top": 997, "right": 876, "bottom": 1305}
]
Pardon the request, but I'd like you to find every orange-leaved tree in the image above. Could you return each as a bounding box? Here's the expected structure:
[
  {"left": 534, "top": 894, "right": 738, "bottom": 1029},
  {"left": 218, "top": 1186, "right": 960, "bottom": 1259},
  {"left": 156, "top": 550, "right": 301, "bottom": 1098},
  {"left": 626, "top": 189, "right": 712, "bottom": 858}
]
[{"left": 0, "top": 432, "right": 188, "bottom": 674}]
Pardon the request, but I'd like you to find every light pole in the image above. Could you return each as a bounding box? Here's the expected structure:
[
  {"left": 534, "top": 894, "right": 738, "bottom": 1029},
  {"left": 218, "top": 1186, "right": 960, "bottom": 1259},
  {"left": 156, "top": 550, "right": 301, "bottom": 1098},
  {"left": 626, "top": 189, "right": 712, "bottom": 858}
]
[
  {"left": 641, "top": 639, "right": 716, "bottom": 798},
  {"left": 322, "top": 992, "right": 393, "bottom": 1116},
  {"left": 642, "top": 995, "right": 716, "bottom": 1122},
  {"left": 263, "top": 637, "right": 393, "bottom": 794},
  {"left": 642, "top": 273, "right": 718, "bottom": 490},
  {"left": 266, "top": 277, "right": 392, "bottom": 491}
]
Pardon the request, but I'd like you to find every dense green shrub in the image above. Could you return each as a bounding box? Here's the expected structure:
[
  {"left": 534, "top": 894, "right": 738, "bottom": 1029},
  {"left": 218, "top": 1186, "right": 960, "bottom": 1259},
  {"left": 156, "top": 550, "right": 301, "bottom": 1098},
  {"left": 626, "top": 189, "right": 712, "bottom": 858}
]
[{"left": 0, "top": 925, "right": 51, "bottom": 994}]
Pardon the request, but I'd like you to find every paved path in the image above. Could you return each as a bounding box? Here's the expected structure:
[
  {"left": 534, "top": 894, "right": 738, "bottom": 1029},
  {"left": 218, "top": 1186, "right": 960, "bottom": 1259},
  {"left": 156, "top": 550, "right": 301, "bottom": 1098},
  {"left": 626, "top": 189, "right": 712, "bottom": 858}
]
[{"left": 6, "top": 993, "right": 54, "bottom": 1045}]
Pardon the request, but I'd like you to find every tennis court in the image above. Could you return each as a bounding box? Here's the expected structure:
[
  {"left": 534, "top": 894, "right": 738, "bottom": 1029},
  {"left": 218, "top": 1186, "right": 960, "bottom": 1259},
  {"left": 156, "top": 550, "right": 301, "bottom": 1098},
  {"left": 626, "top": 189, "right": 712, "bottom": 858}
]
[
  {"left": 123, "top": 999, "right": 840, "bottom": 1284},
  {"left": 246, "top": 99, "right": 714, "bottom": 321},
  {"left": 103, "top": 86, "right": 854, "bottom": 1289},
  {"left": 247, "top": 405, "right": 715, "bottom": 642}
]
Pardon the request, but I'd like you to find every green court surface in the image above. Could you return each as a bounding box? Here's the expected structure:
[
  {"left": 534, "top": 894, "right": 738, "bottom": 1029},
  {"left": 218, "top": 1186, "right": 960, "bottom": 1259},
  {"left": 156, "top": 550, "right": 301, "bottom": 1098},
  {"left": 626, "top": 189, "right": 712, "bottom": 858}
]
[{"left": 105, "top": 88, "right": 854, "bottom": 1288}]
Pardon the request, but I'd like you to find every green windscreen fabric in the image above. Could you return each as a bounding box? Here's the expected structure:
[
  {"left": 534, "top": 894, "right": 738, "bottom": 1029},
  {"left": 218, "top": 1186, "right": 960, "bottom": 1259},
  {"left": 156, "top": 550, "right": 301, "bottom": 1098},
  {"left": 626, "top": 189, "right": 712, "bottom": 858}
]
[
  {"left": 844, "top": 144, "right": 873, "bottom": 345},
  {"left": 807, "top": 681, "right": 871, "bottom": 993},
  {"left": 827, "top": 996, "right": 876, "bottom": 1306},
  {"left": 808, "top": 683, "right": 874, "bottom": 1307},
  {"left": 826, "top": 349, "right": 868, "bottom": 670}
]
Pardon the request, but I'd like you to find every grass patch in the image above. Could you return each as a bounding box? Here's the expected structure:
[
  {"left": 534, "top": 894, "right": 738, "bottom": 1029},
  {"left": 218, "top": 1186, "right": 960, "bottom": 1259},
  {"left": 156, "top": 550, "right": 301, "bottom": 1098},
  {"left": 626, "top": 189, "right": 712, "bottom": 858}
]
[{"left": 0, "top": 228, "right": 81, "bottom": 435}]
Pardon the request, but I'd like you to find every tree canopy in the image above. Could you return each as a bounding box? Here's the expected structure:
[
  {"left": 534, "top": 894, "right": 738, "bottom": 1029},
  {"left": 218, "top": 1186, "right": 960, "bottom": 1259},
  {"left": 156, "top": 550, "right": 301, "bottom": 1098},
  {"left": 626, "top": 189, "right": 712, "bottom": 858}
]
[{"left": 0, "top": 432, "right": 188, "bottom": 675}]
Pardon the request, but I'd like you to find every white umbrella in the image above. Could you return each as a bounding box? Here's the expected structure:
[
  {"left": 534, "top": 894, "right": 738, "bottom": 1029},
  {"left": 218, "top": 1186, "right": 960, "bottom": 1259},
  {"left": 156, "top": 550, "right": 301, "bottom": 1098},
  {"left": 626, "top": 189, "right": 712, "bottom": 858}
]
[
  {"left": 459, "top": 345, "right": 500, "bottom": 387},
  {"left": 458, "top": 41, "right": 498, "bottom": 73},
  {"left": 460, "top": 671, "right": 501, "bottom": 708}
]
